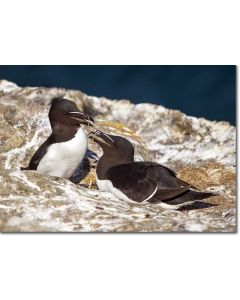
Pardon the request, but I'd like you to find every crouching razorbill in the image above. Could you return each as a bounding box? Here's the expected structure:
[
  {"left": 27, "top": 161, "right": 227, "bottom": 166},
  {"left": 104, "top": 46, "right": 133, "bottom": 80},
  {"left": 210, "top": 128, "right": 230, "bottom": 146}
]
[
  {"left": 88, "top": 130, "right": 216, "bottom": 209},
  {"left": 21, "top": 98, "right": 94, "bottom": 179}
]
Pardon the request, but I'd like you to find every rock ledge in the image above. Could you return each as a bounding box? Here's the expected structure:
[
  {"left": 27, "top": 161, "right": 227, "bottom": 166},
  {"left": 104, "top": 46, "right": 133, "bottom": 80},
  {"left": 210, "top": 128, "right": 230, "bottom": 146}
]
[{"left": 0, "top": 80, "right": 236, "bottom": 232}]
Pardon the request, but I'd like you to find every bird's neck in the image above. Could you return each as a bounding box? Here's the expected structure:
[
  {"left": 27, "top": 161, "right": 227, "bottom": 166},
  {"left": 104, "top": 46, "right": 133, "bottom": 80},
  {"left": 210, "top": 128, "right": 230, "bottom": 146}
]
[
  {"left": 96, "top": 154, "right": 134, "bottom": 180},
  {"left": 51, "top": 123, "right": 80, "bottom": 143}
]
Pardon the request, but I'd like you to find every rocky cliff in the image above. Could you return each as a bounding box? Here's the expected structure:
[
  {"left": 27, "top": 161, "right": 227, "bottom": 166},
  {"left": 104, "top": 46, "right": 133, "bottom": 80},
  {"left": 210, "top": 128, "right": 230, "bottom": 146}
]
[{"left": 0, "top": 80, "right": 236, "bottom": 232}]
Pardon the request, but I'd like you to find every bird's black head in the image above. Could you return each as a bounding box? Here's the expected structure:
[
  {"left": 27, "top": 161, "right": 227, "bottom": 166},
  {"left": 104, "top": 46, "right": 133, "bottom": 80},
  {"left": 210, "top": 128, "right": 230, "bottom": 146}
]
[
  {"left": 89, "top": 130, "right": 134, "bottom": 165},
  {"left": 49, "top": 98, "right": 94, "bottom": 128}
]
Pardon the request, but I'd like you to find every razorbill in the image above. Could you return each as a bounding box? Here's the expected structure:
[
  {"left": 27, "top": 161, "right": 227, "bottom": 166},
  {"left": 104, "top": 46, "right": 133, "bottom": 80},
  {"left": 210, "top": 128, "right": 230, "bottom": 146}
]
[
  {"left": 88, "top": 130, "right": 216, "bottom": 209},
  {"left": 21, "top": 98, "right": 94, "bottom": 179}
]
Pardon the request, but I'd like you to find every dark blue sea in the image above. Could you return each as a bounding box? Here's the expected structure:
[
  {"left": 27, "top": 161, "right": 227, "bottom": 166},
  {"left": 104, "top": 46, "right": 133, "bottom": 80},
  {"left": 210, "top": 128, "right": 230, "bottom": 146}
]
[{"left": 0, "top": 65, "right": 236, "bottom": 125}]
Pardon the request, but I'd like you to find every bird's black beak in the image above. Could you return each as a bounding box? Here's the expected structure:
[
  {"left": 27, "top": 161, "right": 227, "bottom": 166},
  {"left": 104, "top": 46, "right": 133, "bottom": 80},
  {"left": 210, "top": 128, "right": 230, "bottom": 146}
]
[
  {"left": 67, "top": 111, "right": 94, "bottom": 126},
  {"left": 88, "top": 130, "right": 114, "bottom": 147}
]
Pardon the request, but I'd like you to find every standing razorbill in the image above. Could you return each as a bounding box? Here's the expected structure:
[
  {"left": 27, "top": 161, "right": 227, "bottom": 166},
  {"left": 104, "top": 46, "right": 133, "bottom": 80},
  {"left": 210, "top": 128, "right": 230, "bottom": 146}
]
[
  {"left": 21, "top": 98, "right": 94, "bottom": 179},
  {"left": 89, "top": 130, "right": 216, "bottom": 209}
]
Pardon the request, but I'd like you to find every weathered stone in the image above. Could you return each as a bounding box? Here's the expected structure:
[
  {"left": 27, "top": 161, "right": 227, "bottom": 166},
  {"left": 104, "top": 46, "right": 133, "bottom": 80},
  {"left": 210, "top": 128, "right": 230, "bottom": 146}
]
[{"left": 0, "top": 80, "right": 236, "bottom": 232}]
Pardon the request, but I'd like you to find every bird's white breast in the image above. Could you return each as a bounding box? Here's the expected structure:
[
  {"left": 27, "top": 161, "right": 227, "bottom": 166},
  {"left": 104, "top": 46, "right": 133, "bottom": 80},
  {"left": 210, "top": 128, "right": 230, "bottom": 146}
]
[
  {"left": 96, "top": 177, "right": 157, "bottom": 205},
  {"left": 37, "top": 128, "right": 88, "bottom": 178},
  {"left": 96, "top": 178, "right": 135, "bottom": 203}
]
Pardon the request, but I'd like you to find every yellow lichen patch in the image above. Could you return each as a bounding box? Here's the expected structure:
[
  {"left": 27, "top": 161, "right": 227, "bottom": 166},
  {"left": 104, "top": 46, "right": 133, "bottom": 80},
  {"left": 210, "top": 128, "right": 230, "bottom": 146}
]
[
  {"left": 0, "top": 114, "right": 25, "bottom": 153},
  {"left": 1, "top": 134, "right": 25, "bottom": 152},
  {"left": 177, "top": 162, "right": 236, "bottom": 190},
  {"left": 96, "top": 120, "right": 137, "bottom": 136},
  {"left": 208, "top": 194, "right": 235, "bottom": 209},
  {"left": 81, "top": 168, "right": 97, "bottom": 188},
  {"left": 0, "top": 104, "right": 7, "bottom": 115}
]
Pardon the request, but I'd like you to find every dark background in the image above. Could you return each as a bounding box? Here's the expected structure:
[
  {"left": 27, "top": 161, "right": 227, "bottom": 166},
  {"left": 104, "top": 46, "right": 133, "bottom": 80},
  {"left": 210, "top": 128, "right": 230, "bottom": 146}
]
[{"left": 0, "top": 65, "right": 236, "bottom": 124}]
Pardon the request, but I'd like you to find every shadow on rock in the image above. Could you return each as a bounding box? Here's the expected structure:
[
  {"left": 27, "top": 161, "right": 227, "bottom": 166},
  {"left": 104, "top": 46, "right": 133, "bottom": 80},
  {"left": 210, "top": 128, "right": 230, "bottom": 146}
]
[{"left": 178, "top": 201, "right": 218, "bottom": 211}]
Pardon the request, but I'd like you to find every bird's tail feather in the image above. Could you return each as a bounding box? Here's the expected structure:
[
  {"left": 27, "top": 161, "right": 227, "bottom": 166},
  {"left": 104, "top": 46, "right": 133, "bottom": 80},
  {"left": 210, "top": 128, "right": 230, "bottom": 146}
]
[{"left": 163, "top": 190, "right": 216, "bottom": 206}]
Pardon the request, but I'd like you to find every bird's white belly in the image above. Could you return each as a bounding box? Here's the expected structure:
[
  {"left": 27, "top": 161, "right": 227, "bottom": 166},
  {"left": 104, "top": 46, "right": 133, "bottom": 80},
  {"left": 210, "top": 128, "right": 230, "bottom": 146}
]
[
  {"left": 96, "top": 178, "right": 156, "bottom": 205},
  {"left": 96, "top": 178, "right": 135, "bottom": 203},
  {"left": 37, "top": 128, "right": 88, "bottom": 178},
  {"left": 158, "top": 200, "right": 197, "bottom": 210}
]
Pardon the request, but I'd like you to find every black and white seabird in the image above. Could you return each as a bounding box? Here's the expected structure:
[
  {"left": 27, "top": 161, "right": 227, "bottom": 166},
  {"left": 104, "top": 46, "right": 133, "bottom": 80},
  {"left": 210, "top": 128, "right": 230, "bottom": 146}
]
[
  {"left": 21, "top": 98, "right": 94, "bottom": 179},
  {"left": 89, "top": 130, "right": 216, "bottom": 209}
]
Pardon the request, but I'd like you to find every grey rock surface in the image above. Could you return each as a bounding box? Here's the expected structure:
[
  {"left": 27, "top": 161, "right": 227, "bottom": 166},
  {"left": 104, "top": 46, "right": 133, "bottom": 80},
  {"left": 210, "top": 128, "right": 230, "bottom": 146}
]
[{"left": 0, "top": 80, "right": 236, "bottom": 232}]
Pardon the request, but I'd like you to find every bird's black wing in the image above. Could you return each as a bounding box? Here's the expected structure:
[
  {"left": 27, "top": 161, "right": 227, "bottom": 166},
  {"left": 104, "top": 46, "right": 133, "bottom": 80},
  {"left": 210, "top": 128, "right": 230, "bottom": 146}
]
[
  {"left": 105, "top": 163, "right": 158, "bottom": 202},
  {"left": 106, "top": 162, "right": 194, "bottom": 203},
  {"left": 140, "top": 161, "right": 197, "bottom": 189},
  {"left": 21, "top": 136, "right": 53, "bottom": 171}
]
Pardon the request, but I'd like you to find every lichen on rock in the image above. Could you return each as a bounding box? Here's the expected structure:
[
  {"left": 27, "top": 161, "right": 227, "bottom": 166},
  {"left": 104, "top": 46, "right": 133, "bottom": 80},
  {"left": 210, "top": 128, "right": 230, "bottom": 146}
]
[{"left": 0, "top": 80, "right": 236, "bottom": 232}]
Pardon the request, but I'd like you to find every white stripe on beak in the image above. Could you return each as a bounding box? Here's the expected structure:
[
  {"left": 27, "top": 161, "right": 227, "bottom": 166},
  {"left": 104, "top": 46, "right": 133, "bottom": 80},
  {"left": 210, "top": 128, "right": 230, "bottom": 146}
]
[
  {"left": 89, "top": 133, "right": 112, "bottom": 147},
  {"left": 102, "top": 133, "right": 115, "bottom": 144},
  {"left": 68, "top": 112, "right": 94, "bottom": 126},
  {"left": 68, "top": 112, "right": 85, "bottom": 116}
]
